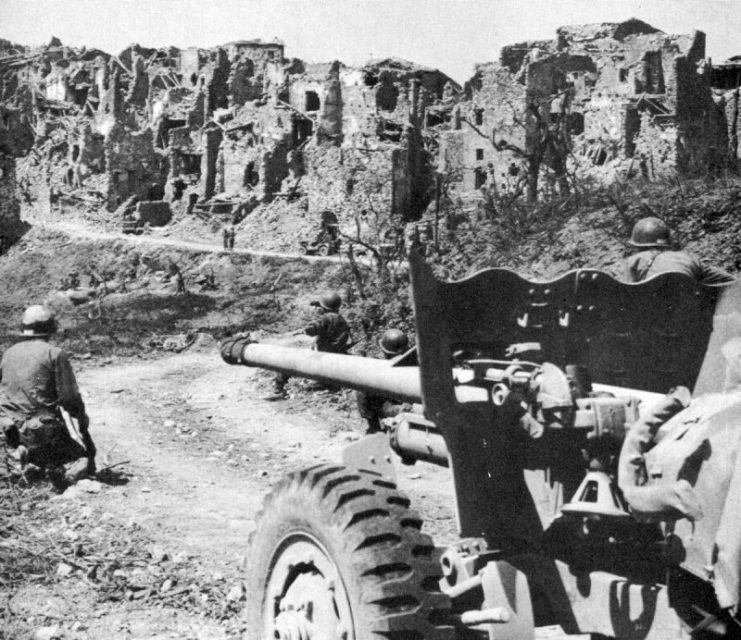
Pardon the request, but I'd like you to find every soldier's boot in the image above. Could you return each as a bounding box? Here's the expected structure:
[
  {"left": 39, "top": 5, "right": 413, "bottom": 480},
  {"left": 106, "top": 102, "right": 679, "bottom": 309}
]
[
  {"left": 65, "top": 458, "right": 91, "bottom": 485},
  {"left": 263, "top": 383, "right": 288, "bottom": 401},
  {"left": 46, "top": 465, "right": 69, "bottom": 493}
]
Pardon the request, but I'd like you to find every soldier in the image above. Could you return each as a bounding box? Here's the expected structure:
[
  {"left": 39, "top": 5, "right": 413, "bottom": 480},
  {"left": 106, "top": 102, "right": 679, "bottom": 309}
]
[
  {"left": 265, "top": 292, "right": 351, "bottom": 401},
  {"left": 356, "top": 329, "right": 413, "bottom": 434},
  {"left": 0, "top": 306, "right": 95, "bottom": 490},
  {"left": 167, "top": 260, "right": 187, "bottom": 295},
  {"left": 222, "top": 222, "right": 236, "bottom": 250},
  {"left": 622, "top": 217, "right": 734, "bottom": 284},
  {"left": 228, "top": 223, "right": 236, "bottom": 250}
]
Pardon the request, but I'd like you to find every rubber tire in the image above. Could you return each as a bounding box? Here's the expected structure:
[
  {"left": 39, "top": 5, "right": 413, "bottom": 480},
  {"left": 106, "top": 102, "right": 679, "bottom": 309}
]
[{"left": 246, "top": 463, "right": 454, "bottom": 640}]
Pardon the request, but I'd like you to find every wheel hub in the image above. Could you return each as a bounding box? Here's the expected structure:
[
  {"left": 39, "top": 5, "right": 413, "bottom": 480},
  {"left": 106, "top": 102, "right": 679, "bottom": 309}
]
[{"left": 267, "top": 537, "right": 353, "bottom": 640}]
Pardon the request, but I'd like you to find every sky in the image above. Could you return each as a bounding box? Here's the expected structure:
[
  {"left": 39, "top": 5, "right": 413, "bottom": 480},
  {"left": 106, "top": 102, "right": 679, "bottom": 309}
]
[{"left": 1, "top": 0, "right": 739, "bottom": 83}]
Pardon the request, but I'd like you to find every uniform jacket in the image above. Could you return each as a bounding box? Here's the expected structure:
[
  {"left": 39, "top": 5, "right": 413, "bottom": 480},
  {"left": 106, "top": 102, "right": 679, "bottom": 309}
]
[
  {"left": 623, "top": 249, "right": 733, "bottom": 284},
  {"left": 0, "top": 339, "right": 85, "bottom": 420},
  {"left": 642, "top": 391, "right": 741, "bottom": 611},
  {"left": 304, "top": 312, "right": 351, "bottom": 354}
]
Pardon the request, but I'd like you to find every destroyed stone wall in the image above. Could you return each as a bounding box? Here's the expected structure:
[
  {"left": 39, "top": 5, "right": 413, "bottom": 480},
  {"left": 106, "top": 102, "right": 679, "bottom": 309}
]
[
  {"left": 105, "top": 125, "right": 161, "bottom": 209},
  {"left": 0, "top": 105, "right": 32, "bottom": 241},
  {"left": 721, "top": 89, "right": 740, "bottom": 166},
  {"left": 301, "top": 131, "right": 426, "bottom": 228},
  {"left": 219, "top": 106, "right": 292, "bottom": 201},
  {"left": 301, "top": 144, "right": 395, "bottom": 222},
  {"left": 439, "top": 64, "right": 524, "bottom": 193},
  {"left": 443, "top": 20, "right": 735, "bottom": 198},
  {"left": 0, "top": 153, "right": 22, "bottom": 240},
  {"left": 180, "top": 48, "right": 205, "bottom": 87},
  {"left": 200, "top": 123, "right": 223, "bottom": 199},
  {"left": 674, "top": 55, "right": 726, "bottom": 174}
]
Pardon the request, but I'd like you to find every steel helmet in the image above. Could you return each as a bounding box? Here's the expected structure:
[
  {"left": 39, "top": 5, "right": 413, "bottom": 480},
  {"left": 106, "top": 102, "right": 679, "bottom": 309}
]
[
  {"left": 629, "top": 217, "right": 671, "bottom": 248},
  {"left": 379, "top": 329, "right": 409, "bottom": 356},
  {"left": 318, "top": 292, "right": 341, "bottom": 312},
  {"left": 21, "top": 305, "right": 57, "bottom": 337}
]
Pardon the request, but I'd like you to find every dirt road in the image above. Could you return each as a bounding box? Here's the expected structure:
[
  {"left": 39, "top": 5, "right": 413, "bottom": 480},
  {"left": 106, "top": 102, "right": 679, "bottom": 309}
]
[
  {"left": 6, "top": 343, "right": 458, "bottom": 639},
  {"left": 6, "top": 338, "right": 580, "bottom": 640}
]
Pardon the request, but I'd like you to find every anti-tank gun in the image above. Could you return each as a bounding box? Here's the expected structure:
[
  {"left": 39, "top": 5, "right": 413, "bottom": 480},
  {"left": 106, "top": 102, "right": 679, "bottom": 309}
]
[{"left": 222, "top": 251, "right": 741, "bottom": 640}]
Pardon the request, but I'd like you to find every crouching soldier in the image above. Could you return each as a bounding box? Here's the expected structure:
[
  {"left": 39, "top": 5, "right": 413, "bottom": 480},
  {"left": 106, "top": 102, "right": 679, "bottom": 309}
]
[
  {"left": 265, "top": 292, "right": 351, "bottom": 400},
  {"left": 0, "top": 305, "right": 96, "bottom": 490},
  {"left": 356, "top": 329, "right": 413, "bottom": 434}
]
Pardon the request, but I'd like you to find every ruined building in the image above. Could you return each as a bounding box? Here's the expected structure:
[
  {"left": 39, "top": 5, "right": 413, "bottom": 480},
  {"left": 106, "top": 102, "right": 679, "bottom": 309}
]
[
  {"left": 711, "top": 57, "right": 741, "bottom": 167},
  {"left": 0, "top": 103, "right": 33, "bottom": 243},
  {"left": 0, "top": 35, "right": 457, "bottom": 244},
  {"left": 1, "top": 21, "right": 736, "bottom": 247},
  {"left": 440, "top": 19, "right": 734, "bottom": 199}
]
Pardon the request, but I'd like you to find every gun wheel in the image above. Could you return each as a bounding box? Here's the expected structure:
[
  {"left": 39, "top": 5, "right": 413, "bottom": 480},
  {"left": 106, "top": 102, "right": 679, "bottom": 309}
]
[
  {"left": 246, "top": 464, "right": 454, "bottom": 640},
  {"left": 317, "top": 244, "right": 330, "bottom": 256}
]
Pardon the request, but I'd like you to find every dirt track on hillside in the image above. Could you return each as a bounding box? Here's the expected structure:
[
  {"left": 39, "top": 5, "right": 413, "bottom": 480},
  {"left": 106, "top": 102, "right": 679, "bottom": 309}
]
[{"left": 5, "top": 345, "right": 464, "bottom": 639}]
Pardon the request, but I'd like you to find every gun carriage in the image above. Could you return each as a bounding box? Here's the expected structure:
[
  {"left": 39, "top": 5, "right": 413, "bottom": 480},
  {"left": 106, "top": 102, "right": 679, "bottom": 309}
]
[{"left": 222, "top": 251, "right": 741, "bottom": 640}]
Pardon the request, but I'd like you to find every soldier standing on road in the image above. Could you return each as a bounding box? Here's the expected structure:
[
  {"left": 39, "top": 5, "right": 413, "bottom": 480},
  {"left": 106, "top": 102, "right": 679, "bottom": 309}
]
[
  {"left": 0, "top": 306, "right": 95, "bottom": 490},
  {"left": 265, "top": 292, "right": 352, "bottom": 401},
  {"left": 222, "top": 222, "right": 236, "bottom": 250},
  {"left": 228, "top": 223, "right": 236, "bottom": 250},
  {"left": 167, "top": 260, "right": 187, "bottom": 295},
  {"left": 356, "top": 329, "right": 414, "bottom": 434},
  {"left": 622, "top": 217, "right": 734, "bottom": 284}
]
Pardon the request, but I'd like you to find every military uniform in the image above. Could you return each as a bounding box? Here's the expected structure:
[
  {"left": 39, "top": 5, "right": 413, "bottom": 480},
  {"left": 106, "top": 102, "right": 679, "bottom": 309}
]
[
  {"left": 623, "top": 249, "right": 734, "bottom": 284},
  {"left": 356, "top": 392, "right": 411, "bottom": 434},
  {"left": 269, "top": 304, "right": 351, "bottom": 399},
  {"left": 304, "top": 312, "right": 351, "bottom": 354},
  {"left": 0, "top": 339, "right": 89, "bottom": 475},
  {"left": 356, "top": 329, "right": 412, "bottom": 433}
]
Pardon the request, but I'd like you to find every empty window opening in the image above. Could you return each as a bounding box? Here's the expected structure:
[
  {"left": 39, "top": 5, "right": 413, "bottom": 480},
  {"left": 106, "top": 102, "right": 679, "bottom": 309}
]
[
  {"left": 71, "top": 144, "right": 80, "bottom": 162},
  {"left": 376, "top": 83, "right": 399, "bottom": 112},
  {"left": 426, "top": 111, "right": 444, "bottom": 127},
  {"left": 244, "top": 161, "right": 259, "bottom": 188},
  {"left": 475, "top": 148, "right": 484, "bottom": 161},
  {"left": 172, "top": 179, "right": 186, "bottom": 200},
  {"left": 378, "top": 120, "right": 403, "bottom": 143},
  {"left": 187, "top": 192, "right": 199, "bottom": 213},
  {"left": 70, "top": 85, "right": 88, "bottom": 107},
  {"left": 474, "top": 109, "right": 484, "bottom": 126},
  {"left": 643, "top": 51, "right": 665, "bottom": 94},
  {"left": 592, "top": 147, "right": 607, "bottom": 166},
  {"left": 567, "top": 112, "right": 585, "bottom": 135},
  {"left": 180, "top": 153, "right": 201, "bottom": 175},
  {"left": 305, "top": 91, "right": 320, "bottom": 112},
  {"left": 158, "top": 118, "right": 187, "bottom": 148},
  {"left": 474, "top": 167, "right": 487, "bottom": 189},
  {"left": 148, "top": 182, "right": 165, "bottom": 200},
  {"left": 292, "top": 117, "right": 313, "bottom": 145},
  {"left": 619, "top": 68, "right": 629, "bottom": 82},
  {"left": 190, "top": 73, "right": 198, "bottom": 85}
]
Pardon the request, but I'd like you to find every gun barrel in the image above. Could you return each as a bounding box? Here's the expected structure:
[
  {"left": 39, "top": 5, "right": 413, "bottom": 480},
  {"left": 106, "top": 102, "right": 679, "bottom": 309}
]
[{"left": 222, "top": 337, "right": 422, "bottom": 403}]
